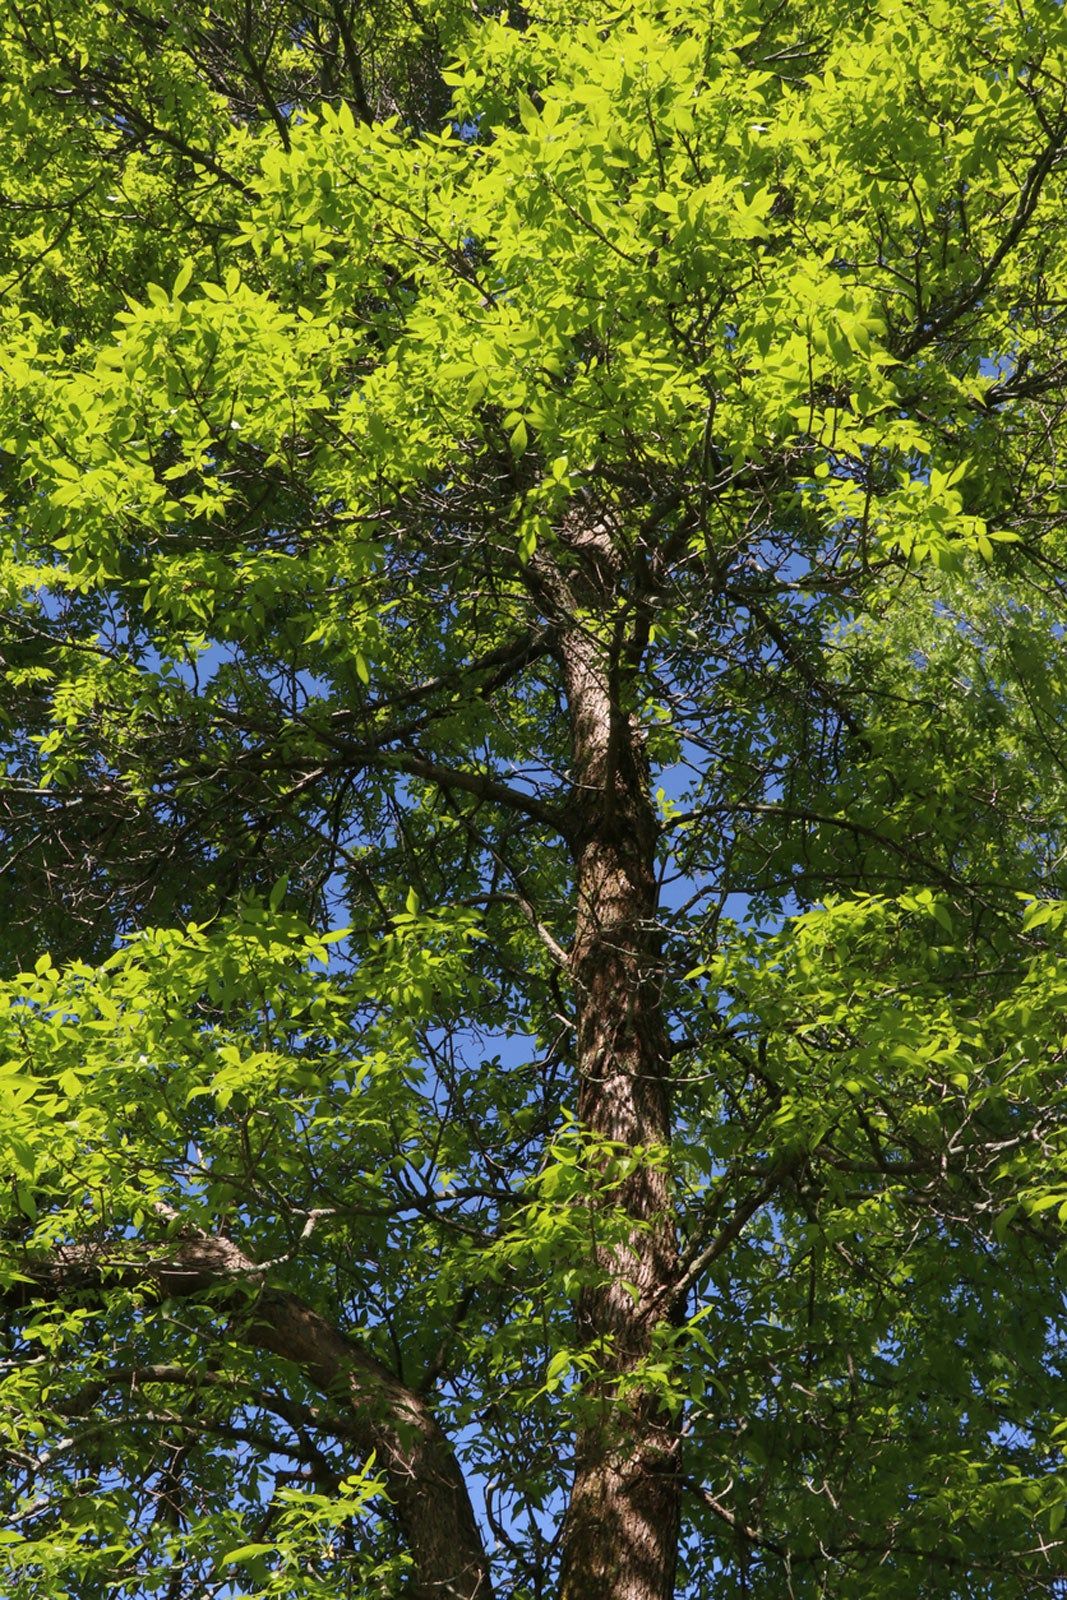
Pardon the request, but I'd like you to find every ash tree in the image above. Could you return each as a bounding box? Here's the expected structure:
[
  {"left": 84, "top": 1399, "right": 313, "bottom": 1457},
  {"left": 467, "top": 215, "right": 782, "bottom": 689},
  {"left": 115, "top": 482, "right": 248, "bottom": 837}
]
[{"left": 3, "top": 1, "right": 1067, "bottom": 1597}]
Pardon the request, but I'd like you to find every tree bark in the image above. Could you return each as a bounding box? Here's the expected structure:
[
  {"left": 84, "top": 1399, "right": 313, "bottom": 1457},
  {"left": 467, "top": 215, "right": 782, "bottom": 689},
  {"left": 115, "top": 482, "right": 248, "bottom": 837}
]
[
  {"left": 555, "top": 597, "right": 681, "bottom": 1600},
  {"left": 17, "top": 1230, "right": 492, "bottom": 1600}
]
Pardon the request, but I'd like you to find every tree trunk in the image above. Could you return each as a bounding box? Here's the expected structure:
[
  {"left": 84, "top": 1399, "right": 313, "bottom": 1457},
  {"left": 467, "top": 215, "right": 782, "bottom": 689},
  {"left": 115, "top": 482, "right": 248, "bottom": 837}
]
[
  {"left": 556, "top": 609, "right": 681, "bottom": 1600},
  {"left": 18, "top": 1232, "right": 492, "bottom": 1600}
]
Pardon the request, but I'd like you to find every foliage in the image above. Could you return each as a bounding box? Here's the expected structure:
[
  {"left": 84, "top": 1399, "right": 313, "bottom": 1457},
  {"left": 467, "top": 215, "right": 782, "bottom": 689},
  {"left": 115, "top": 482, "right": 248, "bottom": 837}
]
[{"left": 3, "top": 0, "right": 1067, "bottom": 1595}]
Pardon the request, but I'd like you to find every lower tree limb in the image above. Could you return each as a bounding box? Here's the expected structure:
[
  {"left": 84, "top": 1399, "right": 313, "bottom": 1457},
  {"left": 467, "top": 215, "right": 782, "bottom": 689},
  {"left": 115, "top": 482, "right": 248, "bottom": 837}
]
[{"left": 14, "top": 1229, "right": 492, "bottom": 1600}]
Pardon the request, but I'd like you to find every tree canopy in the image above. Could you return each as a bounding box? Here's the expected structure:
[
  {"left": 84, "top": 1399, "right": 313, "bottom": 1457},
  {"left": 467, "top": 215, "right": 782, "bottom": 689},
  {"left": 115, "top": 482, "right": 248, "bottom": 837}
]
[{"left": 3, "top": 2, "right": 1067, "bottom": 1596}]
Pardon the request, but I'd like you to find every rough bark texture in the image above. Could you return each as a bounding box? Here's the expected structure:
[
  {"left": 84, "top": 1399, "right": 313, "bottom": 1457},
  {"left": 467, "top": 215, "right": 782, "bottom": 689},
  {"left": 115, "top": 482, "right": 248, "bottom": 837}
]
[
  {"left": 19, "top": 1232, "right": 492, "bottom": 1600},
  {"left": 552, "top": 572, "right": 682, "bottom": 1600}
]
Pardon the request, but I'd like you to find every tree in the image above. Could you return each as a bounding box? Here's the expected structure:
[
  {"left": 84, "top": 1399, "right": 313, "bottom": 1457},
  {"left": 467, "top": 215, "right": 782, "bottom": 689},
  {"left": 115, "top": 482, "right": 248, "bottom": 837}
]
[{"left": 3, "top": 0, "right": 1067, "bottom": 1595}]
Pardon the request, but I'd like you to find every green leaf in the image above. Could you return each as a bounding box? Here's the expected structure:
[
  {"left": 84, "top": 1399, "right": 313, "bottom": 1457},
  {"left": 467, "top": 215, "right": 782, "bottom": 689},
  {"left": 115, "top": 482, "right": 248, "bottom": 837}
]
[
  {"left": 220, "top": 1543, "right": 276, "bottom": 1566},
  {"left": 172, "top": 259, "right": 194, "bottom": 298},
  {"left": 545, "top": 1349, "right": 572, "bottom": 1388}
]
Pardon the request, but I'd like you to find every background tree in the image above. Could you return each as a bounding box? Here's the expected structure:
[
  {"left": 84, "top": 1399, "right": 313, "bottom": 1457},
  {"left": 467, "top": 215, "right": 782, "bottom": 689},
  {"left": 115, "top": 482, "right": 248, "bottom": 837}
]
[{"left": 3, "top": 1, "right": 1067, "bottom": 1597}]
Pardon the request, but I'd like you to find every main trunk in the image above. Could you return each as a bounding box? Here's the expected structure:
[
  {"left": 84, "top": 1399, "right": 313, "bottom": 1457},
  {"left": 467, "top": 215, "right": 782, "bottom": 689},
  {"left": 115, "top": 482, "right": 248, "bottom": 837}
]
[{"left": 557, "top": 618, "right": 681, "bottom": 1600}]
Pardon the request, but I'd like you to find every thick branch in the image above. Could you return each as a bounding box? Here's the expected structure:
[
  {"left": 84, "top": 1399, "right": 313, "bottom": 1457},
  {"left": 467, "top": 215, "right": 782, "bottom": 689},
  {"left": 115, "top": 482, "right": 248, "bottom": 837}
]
[{"left": 14, "top": 1231, "right": 492, "bottom": 1600}]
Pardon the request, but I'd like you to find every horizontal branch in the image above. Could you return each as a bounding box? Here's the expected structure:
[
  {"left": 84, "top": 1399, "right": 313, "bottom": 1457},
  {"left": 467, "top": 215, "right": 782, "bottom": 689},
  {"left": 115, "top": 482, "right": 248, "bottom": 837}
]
[{"left": 382, "top": 747, "right": 566, "bottom": 833}]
